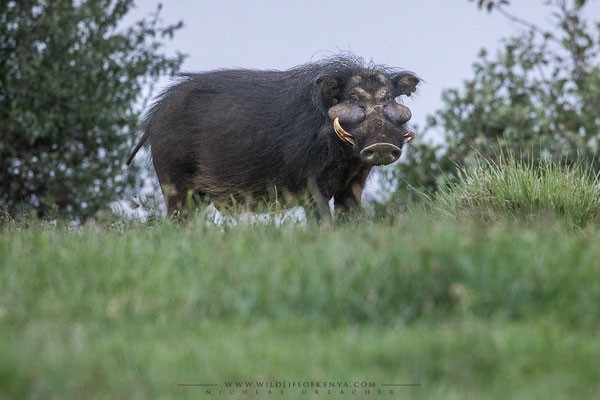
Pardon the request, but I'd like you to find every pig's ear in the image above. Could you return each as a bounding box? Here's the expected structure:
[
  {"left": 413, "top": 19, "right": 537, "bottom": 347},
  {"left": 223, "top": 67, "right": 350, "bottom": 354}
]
[
  {"left": 315, "top": 75, "right": 346, "bottom": 110},
  {"left": 392, "top": 72, "right": 420, "bottom": 97}
]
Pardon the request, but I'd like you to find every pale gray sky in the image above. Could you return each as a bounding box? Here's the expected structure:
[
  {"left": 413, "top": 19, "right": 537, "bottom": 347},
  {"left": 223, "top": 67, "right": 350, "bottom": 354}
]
[{"left": 124, "top": 0, "right": 600, "bottom": 135}]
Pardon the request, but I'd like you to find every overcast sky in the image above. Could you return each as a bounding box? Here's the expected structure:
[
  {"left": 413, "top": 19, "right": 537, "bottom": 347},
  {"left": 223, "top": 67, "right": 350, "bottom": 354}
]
[{"left": 124, "top": 0, "right": 599, "bottom": 136}]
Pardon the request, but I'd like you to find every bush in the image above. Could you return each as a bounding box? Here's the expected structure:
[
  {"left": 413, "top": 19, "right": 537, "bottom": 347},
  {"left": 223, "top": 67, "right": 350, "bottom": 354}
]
[
  {"left": 0, "top": 0, "right": 184, "bottom": 219},
  {"left": 390, "top": 0, "right": 600, "bottom": 202}
]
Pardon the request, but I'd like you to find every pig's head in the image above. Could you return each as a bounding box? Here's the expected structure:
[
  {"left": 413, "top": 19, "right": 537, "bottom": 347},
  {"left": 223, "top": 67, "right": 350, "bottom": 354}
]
[{"left": 317, "top": 70, "right": 420, "bottom": 165}]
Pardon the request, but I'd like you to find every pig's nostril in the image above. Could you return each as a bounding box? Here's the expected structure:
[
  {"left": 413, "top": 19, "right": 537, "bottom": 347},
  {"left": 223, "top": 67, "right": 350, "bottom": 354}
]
[{"left": 363, "top": 149, "right": 375, "bottom": 158}]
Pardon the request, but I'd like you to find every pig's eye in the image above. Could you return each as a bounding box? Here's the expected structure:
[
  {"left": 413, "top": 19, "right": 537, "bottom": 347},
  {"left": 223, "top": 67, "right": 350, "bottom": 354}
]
[
  {"left": 349, "top": 93, "right": 358, "bottom": 103},
  {"left": 383, "top": 92, "right": 393, "bottom": 102}
]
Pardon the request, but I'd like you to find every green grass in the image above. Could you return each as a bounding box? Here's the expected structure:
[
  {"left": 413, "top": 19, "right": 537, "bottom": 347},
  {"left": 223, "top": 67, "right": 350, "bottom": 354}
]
[
  {"left": 433, "top": 153, "right": 600, "bottom": 227},
  {"left": 2, "top": 156, "right": 600, "bottom": 399}
]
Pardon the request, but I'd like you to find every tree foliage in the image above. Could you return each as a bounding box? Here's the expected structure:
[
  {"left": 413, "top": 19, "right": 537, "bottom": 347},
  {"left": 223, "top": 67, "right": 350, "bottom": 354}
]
[
  {"left": 0, "top": 0, "right": 184, "bottom": 219},
  {"left": 472, "top": 0, "right": 510, "bottom": 13},
  {"left": 392, "top": 0, "right": 600, "bottom": 201}
]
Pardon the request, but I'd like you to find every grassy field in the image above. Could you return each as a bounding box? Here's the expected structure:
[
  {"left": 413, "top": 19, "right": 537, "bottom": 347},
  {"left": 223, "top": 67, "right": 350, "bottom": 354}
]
[{"left": 2, "top": 158, "right": 600, "bottom": 399}]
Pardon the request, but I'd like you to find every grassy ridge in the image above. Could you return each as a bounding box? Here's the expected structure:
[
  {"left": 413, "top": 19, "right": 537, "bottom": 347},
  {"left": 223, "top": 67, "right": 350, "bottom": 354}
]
[
  {"left": 3, "top": 218, "right": 600, "bottom": 327},
  {"left": 2, "top": 217, "right": 600, "bottom": 399},
  {"left": 2, "top": 156, "right": 600, "bottom": 399}
]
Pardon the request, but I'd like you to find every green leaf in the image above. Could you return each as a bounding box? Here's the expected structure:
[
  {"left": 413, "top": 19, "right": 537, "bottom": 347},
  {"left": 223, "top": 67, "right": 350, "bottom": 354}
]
[{"left": 0, "top": 0, "right": 185, "bottom": 219}]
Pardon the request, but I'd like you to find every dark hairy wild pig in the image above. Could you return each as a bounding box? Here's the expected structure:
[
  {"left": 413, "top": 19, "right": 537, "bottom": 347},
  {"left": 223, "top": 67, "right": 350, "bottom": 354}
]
[{"left": 126, "top": 55, "right": 420, "bottom": 220}]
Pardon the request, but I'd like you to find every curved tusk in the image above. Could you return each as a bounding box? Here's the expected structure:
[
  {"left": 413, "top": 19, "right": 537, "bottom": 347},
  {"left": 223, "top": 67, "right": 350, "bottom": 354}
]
[
  {"left": 403, "top": 131, "right": 415, "bottom": 144},
  {"left": 333, "top": 118, "right": 356, "bottom": 146}
]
